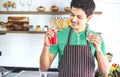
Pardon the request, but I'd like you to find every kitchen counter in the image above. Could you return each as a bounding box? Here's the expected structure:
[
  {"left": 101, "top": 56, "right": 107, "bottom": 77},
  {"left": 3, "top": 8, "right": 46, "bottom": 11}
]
[
  {"left": 5, "top": 71, "right": 58, "bottom": 77},
  {"left": 1, "top": 67, "right": 58, "bottom": 77},
  {"left": 5, "top": 73, "right": 18, "bottom": 77}
]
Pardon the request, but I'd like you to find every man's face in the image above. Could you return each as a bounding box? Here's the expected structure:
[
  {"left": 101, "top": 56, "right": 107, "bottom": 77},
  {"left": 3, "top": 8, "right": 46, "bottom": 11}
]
[
  {"left": 70, "top": 7, "right": 92, "bottom": 31},
  {"left": 106, "top": 55, "right": 113, "bottom": 62}
]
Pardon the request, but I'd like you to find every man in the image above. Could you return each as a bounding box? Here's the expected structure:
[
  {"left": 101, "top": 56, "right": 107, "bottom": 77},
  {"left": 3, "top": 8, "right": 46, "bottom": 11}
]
[
  {"left": 40, "top": 0, "right": 108, "bottom": 77},
  {"left": 106, "top": 52, "right": 113, "bottom": 62},
  {"left": 106, "top": 52, "right": 116, "bottom": 76}
]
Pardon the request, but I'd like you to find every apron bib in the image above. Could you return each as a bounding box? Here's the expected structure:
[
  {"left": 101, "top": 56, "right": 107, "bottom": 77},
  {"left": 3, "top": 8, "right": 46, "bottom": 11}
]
[{"left": 58, "top": 28, "right": 95, "bottom": 77}]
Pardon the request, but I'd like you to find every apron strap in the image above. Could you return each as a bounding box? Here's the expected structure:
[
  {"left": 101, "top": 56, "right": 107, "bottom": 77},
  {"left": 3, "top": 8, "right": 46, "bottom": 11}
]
[
  {"left": 67, "top": 27, "right": 72, "bottom": 45},
  {"left": 85, "top": 26, "right": 89, "bottom": 45}
]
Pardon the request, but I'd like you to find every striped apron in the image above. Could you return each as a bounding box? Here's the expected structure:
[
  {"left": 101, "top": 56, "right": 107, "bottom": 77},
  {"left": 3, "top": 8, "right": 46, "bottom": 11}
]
[{"left": 58, "top": 28, "right": 95, "bottom": 77}]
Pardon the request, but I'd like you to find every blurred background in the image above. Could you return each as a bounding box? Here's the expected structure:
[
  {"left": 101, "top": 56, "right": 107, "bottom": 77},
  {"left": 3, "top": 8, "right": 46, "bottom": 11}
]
[{"left": 0, "top": 0, "right": 120, "bottom": 69}]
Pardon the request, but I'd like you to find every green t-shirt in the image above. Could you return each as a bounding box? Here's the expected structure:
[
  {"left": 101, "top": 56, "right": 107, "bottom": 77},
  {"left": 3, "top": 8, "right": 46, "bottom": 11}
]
[{"left": 50, "top": 27, "right": 106, "bottom": 66}]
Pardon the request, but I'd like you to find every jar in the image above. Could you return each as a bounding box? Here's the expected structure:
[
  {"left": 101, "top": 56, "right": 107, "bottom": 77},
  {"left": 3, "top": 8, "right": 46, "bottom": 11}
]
[
  {"left": 44, "top": 25, "right": 48, "bottom": 32},
  {"left": 29, "top": 25, "right": 34, "bottom": 31},
  {"left": 36, "top": 25, "right": 41, "bottom": 32}
]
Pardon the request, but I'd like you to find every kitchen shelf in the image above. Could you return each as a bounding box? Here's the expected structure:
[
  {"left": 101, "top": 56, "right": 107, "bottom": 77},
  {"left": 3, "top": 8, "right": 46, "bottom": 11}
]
[
  {"left": 0, "top": 31, "right": 46, "bottom": 34},
  {"left": 0, "top": 11, "right": 102, "bottom": 15}
]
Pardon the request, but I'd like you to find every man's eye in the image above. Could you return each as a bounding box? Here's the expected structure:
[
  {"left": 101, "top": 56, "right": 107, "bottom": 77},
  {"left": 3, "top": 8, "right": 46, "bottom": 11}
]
[
  {"left": 78, "top": 17, "right": 83, "bottom": 19},
  {"left": 70, "top": 13, "right": 74, "bottom": 16}
]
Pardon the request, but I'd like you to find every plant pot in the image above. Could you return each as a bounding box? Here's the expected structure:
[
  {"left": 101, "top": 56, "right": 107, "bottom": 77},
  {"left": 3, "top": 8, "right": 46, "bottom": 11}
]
[{"left": 7, "top": 6, "right": 13, "bottom": 11}]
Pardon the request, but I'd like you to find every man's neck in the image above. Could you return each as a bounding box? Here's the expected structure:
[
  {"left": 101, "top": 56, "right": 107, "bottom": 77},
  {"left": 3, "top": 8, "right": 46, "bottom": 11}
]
[{"left": 73, "top": 27, "right": 86, "bottom": 33}]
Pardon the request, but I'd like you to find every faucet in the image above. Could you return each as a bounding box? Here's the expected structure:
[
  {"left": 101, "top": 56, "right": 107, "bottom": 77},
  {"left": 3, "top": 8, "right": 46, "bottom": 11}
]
[{"left": 0, "top": 67, "right": 6, "bottom": 77}]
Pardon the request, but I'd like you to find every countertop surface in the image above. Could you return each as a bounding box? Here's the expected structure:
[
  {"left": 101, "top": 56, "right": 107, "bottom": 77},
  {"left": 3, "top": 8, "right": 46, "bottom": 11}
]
[
  {"left": 5, "top": 71, "right": 58, "bottom": 77},
  {"left": 5, "top": 73, "right": 18, "bottom": 77}
]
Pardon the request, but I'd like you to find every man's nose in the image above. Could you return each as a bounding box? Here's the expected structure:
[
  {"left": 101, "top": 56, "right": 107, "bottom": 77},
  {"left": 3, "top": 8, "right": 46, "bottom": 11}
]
[{"left": 72, "top": 16, "right": 77, "bottom": 22}]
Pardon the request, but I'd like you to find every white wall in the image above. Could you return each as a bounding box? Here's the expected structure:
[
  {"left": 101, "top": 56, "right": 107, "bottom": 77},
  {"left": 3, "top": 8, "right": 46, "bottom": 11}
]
[
  {"left": 101, "top": 4, "right": 120, "bottom": 64},
  {"left": 0, "top": 0, "right": 120, "bottom": 68},
  {"left": 0, "top": 34, "right": 45, "bottom": 68},
  {"left": 0, "top": 0, "right": 71, "bottom": 68}
]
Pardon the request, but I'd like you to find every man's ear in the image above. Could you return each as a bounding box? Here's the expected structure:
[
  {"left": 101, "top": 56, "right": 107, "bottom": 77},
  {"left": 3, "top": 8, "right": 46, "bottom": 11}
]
[{"left": 87, "top": 15, "right": 93, "bottom": 22}]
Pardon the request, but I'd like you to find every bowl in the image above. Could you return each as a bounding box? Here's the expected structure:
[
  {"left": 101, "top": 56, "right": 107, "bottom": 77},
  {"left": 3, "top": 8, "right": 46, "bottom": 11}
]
[
  {"left": 51, "top": 5, "right": 59, "bottom": 12},
  {"left": 64, "top": 7, "right": 70, "bottom": 12},
  {"left": 37, "top": 6, "right": 45, "bottom": 12}
]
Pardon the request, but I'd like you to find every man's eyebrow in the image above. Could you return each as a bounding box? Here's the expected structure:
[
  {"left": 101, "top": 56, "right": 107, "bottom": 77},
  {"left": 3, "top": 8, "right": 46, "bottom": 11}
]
[
  {"left": 70, "top": 11, "right": 74, "bottom": 15},
  {"left": 70, "top": 11, "right": 82, "bottom": 17}
]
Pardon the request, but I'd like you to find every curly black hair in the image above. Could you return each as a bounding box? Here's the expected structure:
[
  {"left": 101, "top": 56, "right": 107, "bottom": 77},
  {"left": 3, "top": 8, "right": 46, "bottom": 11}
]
[
  {"left": 70, "top": 0, "right": 96, "bottom": 17},
  {"left": 106, "top": 52, "right": 113, "bottom": 56}
]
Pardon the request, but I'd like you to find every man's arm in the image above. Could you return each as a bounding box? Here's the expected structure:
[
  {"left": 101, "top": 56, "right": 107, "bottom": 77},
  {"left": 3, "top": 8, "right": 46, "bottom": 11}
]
[
  {"left": 40, "top": 44, "right": 56, "bottom": 71},
  {"left": 88, "top": 34, "right": 108, "bottom": 75},
  {"left": 96, "top": 50, "right": 108, "bottom": 75},
  {"left": 40, "top": 27, "right": 56, "bottom": 71}
]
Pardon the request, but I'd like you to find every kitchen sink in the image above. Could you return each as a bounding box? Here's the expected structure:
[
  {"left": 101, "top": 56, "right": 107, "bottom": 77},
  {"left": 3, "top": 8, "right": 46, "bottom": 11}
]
[
  {"left": 0, "top": 71, "right": 12, "bottom": 77},
  {"left": 0, "top": 67, "right": 12, "bottom": 77}
]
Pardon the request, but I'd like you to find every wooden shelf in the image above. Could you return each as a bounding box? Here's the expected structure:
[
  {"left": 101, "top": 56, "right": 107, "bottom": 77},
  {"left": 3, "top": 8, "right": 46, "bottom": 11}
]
[
  {"left": 0, "top": 11, "right": 70, "bottom": 15},
  {"left": 0, "top": 31, "right": 46, "bottom": 34},
  {"left": 0, "top": 11, "right": 102, "bottom": 15}
]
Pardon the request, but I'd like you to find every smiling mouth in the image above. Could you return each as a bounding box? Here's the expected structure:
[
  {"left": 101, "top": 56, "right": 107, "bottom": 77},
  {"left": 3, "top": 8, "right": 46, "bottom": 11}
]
[{"left": 71, "top": 22, "right": 78, "bottom": 26}]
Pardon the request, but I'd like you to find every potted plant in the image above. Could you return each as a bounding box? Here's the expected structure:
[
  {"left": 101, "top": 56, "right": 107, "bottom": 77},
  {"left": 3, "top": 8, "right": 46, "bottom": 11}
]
[
  {"left": 95, "top": 63, "right": 120, "bottom": 77},
  {"left": 108, "top": 63, "right": 120, "bottom": 77},
  {"left": 3, "top": 1, "right": 16, "bottom": 11}
]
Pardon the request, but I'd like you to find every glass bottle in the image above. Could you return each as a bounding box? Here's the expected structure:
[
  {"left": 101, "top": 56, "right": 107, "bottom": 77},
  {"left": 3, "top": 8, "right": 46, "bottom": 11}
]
[
  {"left": 65, "top": 17, "right": 71, "bottom": 28},
  {"left": 51, "top": 16, "right": 58, "bottom": 29},
  {"left": 59, "top": 17, "right": 64, "bottom": 29},
  {"left": 50, "top": 25, "right": 58, "bottom": 45}
]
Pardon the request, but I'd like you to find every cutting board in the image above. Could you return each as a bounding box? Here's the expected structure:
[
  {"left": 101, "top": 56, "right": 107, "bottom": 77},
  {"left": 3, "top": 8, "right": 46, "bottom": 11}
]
[
  {"left": 4, "top": 16, "right": 29, "bottom": 31},
  {"left": 8, "top": 17, "right": 29, "bottom": 22}
]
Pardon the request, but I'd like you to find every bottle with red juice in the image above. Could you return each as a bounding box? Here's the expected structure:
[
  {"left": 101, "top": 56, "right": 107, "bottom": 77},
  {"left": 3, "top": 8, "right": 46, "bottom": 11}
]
[{"left": 50, "top": 29, "right": 58, "bottom": 45}]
